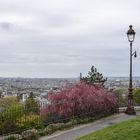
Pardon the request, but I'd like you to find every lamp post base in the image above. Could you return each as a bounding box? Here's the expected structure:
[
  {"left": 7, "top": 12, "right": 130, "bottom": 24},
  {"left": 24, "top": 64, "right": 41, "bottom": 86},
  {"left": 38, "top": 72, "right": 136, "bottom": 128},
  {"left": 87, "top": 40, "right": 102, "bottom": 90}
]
[{"left": 125, "top": 106, "right": 136, "bottom": 115}]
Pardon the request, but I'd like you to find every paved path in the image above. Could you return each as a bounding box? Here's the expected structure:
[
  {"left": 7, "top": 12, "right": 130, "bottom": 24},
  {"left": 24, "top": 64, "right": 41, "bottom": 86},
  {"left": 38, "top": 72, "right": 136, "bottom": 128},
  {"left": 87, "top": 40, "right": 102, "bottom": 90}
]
[{"left": 40, "top": 112, "right": 140, "bottom": 140}]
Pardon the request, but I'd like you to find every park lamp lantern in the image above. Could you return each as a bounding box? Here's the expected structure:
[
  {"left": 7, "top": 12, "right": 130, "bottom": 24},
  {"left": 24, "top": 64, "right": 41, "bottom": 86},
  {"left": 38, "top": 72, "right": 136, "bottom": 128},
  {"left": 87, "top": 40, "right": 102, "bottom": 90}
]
[
  {"left": 125, "top": 25, "right": 136, "bottom": 115},
  {"left": 127, "top": 25, "right": 135, "bottom": 42}
]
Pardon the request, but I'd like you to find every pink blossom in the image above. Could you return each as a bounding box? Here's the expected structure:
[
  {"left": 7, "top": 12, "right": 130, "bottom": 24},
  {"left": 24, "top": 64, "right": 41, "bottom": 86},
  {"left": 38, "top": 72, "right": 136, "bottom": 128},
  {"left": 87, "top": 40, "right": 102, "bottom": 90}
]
[{"left": 42, "top": 82, "right": 118, "bottom": 119}]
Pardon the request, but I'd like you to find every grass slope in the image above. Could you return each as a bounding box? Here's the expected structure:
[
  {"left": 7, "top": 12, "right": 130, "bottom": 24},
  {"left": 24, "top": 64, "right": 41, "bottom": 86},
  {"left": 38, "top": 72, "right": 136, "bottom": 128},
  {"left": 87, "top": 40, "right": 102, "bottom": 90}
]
[{"left": 76, "top": 116, "right": 140, "bottom": 140}]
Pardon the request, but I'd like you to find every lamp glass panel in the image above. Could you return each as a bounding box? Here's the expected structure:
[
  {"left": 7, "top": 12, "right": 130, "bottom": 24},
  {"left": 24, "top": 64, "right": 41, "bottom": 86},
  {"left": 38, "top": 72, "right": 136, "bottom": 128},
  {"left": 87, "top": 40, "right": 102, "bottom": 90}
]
[{"left": 128, "top": 34, "right": 134, "bottom": 42}]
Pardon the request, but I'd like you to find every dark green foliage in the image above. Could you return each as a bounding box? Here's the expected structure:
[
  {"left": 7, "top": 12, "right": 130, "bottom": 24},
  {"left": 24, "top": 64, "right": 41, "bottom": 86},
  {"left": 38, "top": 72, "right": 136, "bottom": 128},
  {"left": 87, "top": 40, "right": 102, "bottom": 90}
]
[
  {"left": 4, "top": 137, "right": 16, "bottom": 140},
  {"left": 0, "top": 96, "right": 41, "bottom": 135},
  {"left": 3, "top": 134, "right": 22, "bottom": 140},
  {"left": 114, "top": 88, "right": 127, "bottom": 107},
  {"left": 82, "top": 66, "right": 107, "bottom": 86},
  {"left": 115, "top": 88, "right": 140, "bottom": 107},
  {"left": 134, "top": 88, "right": 140, "bottom": 105},
  {"left": 25, "top": 92, "right": 40, "bottom": 114},
  {"left": 16, "top": 114, "right": 41, "bottom": 130},
  {"left": 0, "top": 101, "right": 24, "bottom": 134},
  {"left": 21, "top": 129, "right": 39, "bottom": 140},
  {"left": 0, "top": 97, "right": 18, "bottom": 112}
]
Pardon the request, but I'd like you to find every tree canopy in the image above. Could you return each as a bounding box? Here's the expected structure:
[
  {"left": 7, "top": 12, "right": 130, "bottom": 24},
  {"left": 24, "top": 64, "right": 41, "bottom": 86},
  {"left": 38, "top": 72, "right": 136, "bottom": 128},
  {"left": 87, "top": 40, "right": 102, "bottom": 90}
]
[{"left": 81, "top": 66, "right": 107, "bottom": 86}]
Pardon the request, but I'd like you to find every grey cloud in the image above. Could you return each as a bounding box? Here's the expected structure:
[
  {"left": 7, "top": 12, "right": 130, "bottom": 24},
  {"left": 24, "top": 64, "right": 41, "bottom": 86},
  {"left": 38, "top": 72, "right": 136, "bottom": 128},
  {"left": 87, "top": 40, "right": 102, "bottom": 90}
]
[
  {"left": 64, "top": 54, "right": 81, "bottom": 58},
  {"left": 0, "top": 0, "right": 140, "bottom": 77},
  {"left": 0, "top": 22, "right": 13, "bottom": 30},
  {"left": 44, "top": 14, "right": 74, "bottom": 28}
]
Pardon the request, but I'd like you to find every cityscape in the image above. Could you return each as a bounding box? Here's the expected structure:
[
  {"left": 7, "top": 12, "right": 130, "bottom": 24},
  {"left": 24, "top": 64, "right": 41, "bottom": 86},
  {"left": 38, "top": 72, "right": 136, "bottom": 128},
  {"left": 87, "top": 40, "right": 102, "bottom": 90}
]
[
  {"left": 0, "top": 0, "right": 140, "bottom": 139},
  {"left": 0, "top": 77, "right": 79, "bottom": 102},
  {"left": 0, "top": 76, "right": 140, "bottom": 103}
]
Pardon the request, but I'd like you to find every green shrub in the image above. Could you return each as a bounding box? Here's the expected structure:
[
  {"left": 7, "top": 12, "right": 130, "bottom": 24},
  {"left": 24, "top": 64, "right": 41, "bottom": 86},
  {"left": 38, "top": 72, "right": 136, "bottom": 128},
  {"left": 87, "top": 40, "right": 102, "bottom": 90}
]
[
  {"left": 82, "top": 118, "right": 91, "bottom": 123},
  {"left": 21, "top": 129, "right": 39, "bottom": 140},
  {"left": 16, "top": 114, "right": 41, "bottom": 130},
  {"left": 71, "top": 119, "right": 78, "bottom": 125},
  {"left": 0, "top": 119, "right": 17, "bottom": 135},
  {"left": 40, "top": 111, "right": 53, "bottom": 126},
  {"left": 76, "top": 117, "right": 95, "bottom": 124},
  {"left": 65, "top": 120, "right": 73, "bottom": 128},
  {"left": 38, "top": 129, "right": 46, "bottom": 136},
  {"left": 52, "top": 123, "right": 65, "bottom": 131},
  {"left": 3, "top": 134, "right": 22, "bottom": 140},
  {"left": 4, "top": 138, "right": 16, "bottom": 140},
  {"left": 0, "top": 97, "right": 19, "bottom": 110},
  {"left": 134, "top": 88, "right": 140, "bottom": 105},
  {"left": 25, "top": 92, "right": 40, "bottom": 115},
  {"left": 76, "top": 118, "right": 81, "bottom": 124},
  {"left": 114, "top": 88, "right": 127, "bottom": 107},
  {"left": 0, "top": 103, "right": 24, "bottom": 134},
  {"left": 115, "top": 88, "right": 140, "bottom": 106},
  {"left": 4, "top": 137, "right": 17, "bottom": 140},
  {"left": 43, "top": 125, "right": 53, "bottom": 134}
]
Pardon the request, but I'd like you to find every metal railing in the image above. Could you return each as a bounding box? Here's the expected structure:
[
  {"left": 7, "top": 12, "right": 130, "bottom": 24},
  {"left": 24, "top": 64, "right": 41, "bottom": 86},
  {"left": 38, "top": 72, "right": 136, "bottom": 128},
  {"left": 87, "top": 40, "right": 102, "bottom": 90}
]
[{"left": 0, "top": 100, "right": 118, "bottom": 140}]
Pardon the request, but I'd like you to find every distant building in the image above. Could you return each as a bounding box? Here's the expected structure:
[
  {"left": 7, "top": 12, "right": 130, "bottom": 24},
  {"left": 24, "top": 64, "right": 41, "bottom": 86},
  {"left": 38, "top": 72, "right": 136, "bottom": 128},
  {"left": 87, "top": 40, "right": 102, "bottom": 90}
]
[
  {"left": 80, "top": 73, "right": 82, "bottom": 81},
  {"left": 18, "top": 93, "right": 29, "bottom": 102}
]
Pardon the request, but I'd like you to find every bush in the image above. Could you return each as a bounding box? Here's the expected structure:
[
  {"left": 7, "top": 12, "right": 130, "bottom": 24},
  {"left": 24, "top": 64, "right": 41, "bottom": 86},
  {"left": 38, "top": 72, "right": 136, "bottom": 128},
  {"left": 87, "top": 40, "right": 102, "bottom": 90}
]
[
  {"left": 114, "top": 88, "right": 127, "bottom": 107},
  {"left": 25, "top": 92, "right": 40, "bottom": 115},
  {"left": 3, "top": 134, "right": 22, "bottom": 140},
  {"left": 43, "top": 125, "right": 53, "bottom": 134},
  {"left": 43, "top": 82, "right": 118, "bottom": 122},
  {"left": 72, "top": 119, "right": 78, "bottom": 125},
  {"left": 50, "top": 123, "right": 65, "bottom": 131},
  {"left": 0, "top": 97, "right": 19, "bottom": 111},
  {"left": 114, "top": 88, "right": 140, "bottom": 107},
  {"left": 65, "top": 121, "right": 73, "bottom": 128},
  {"left": 75, "top": 117, "right": 94, "bottom": 124},
  {"left": 39, "top": 122, "right": 65, "bottom": 135},
  {"left": 134, "top": 88, "right": 140, "bottom": 105},
  {"left": 16, "top": 114, "right": 41, "bottom": 130},
  {"left": 0, "top": 102, "right": 24, "bottom": 134},
  {"left": 40, "top": 109, "right": 53, "bottom": 125},
  {"left": 21, "top": 129, "right": 39, "bottom": 140},
  {"left": 38, "top": 129, "right": 46, "bottom": 136}
]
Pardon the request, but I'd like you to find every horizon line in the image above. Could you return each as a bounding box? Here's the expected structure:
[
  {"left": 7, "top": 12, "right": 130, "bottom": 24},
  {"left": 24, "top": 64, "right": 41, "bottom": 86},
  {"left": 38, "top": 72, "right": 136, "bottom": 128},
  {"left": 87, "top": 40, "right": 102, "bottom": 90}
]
[{"left": 0, "top": 76, "right": 140, "bottom": 79}]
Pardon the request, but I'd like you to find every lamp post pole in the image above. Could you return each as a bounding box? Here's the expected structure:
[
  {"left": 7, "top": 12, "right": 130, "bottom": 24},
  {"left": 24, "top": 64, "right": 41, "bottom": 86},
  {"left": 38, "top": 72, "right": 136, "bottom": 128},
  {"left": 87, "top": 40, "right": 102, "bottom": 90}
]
[{"left": 125, "top": 25, "right": 136, "bottom": 115}]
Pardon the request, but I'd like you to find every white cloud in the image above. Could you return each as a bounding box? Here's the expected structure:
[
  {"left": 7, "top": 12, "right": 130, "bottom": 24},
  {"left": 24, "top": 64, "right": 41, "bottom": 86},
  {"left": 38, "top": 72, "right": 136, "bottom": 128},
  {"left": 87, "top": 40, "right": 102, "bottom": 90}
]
[{"left": 0, "top": 0, "right": 140, "bottom": 77}]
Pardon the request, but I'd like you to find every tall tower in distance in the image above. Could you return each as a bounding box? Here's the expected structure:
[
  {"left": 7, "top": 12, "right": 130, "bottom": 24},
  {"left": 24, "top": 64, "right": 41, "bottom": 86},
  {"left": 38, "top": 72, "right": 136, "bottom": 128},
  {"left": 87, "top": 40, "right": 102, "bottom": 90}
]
[{"left": 80, "top": 73, "right": 82, "bottom": 81}]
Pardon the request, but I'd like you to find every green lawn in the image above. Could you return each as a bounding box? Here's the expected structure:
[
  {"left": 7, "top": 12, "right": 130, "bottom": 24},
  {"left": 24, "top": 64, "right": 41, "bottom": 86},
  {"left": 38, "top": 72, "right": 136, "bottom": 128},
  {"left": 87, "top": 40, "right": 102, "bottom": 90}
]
[{"left": 76, "top": 116, "right": 140, "bottom": 140}]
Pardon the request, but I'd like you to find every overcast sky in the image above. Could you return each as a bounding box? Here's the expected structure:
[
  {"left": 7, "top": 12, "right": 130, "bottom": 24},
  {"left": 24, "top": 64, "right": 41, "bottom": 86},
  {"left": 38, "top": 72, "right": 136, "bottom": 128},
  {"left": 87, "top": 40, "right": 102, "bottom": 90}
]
[{"left": 0, "top": 0, "right": 140, "bottom": 78}]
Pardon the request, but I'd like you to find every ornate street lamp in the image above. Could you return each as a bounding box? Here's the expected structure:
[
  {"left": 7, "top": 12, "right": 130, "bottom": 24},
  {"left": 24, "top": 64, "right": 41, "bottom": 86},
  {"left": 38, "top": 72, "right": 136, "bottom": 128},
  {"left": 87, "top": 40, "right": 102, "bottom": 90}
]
[{"left": 125, "top": 25, "right": 136, "bottom": 115}]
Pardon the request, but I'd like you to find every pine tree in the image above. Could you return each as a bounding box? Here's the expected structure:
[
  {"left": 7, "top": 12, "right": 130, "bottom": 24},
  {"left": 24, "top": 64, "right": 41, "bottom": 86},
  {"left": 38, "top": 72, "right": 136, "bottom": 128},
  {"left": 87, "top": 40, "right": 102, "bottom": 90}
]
[{"left": 82, "top": 66, "right": 107, "bottom": 86}]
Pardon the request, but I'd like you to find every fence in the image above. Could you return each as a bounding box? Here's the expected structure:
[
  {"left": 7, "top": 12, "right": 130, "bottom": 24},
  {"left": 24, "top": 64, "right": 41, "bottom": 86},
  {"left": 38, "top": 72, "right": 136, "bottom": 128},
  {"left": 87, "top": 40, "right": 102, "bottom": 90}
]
[{"left": 0, "top": 99, "right": 118, "bottom": 140}]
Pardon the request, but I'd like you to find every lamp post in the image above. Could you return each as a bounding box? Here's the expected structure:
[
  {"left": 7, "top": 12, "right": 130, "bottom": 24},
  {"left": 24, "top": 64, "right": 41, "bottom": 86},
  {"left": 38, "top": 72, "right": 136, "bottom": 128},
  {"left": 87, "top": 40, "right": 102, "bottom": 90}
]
[{"left": 125, "top": 25, "right": 136, "bottom": 115}]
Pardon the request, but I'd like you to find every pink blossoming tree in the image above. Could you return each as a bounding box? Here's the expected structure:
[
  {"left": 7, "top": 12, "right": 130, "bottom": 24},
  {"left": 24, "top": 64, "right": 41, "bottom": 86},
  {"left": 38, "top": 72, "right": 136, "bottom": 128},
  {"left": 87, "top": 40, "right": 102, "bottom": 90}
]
[{"left": 41, "top": 82, "right": 118, "bottom": 122}]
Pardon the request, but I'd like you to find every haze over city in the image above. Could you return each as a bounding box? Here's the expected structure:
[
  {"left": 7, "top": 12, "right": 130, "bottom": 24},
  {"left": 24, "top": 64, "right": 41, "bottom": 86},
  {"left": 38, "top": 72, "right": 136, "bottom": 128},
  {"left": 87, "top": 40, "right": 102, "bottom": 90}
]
[{"left": 0, "top": 0, "right": 140, "bottom": 78}]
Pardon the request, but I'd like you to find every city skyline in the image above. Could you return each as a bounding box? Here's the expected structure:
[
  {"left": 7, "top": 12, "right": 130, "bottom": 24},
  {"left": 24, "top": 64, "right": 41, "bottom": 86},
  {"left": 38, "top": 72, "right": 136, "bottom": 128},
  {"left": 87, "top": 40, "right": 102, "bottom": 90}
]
[{"left": 0, "top": 0, "right": 140, "bottom": 78}]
